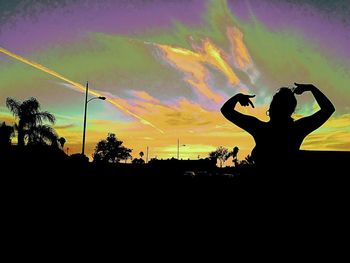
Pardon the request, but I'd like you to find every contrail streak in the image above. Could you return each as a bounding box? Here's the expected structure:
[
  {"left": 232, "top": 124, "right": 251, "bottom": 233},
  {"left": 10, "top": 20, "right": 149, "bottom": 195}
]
[{"left": 0, "top": 46, "right": 164, "bottom": 133}]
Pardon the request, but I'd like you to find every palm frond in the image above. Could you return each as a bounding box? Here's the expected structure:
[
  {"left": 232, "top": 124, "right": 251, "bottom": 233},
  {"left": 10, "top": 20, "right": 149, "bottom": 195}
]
[
  {"left": 36, "top": 111, "right": 56, "bottom": 124},
  {"left": 21, "top": 97, "right": 40, "bottom": 115},
  {"left": 6, "top": 97, "right": 21, "bottom": 117}
]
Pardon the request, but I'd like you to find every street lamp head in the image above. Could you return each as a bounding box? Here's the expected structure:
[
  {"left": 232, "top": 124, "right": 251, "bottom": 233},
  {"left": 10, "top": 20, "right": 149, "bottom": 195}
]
[{"left": 99, "top": 96, "right": 106, "bottom": 100}]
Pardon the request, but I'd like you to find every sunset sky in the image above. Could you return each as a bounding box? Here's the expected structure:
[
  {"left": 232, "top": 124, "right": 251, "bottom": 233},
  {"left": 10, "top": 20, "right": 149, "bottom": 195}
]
[{"left": 0, "top": 0, "right": 349, "bottom": 162}]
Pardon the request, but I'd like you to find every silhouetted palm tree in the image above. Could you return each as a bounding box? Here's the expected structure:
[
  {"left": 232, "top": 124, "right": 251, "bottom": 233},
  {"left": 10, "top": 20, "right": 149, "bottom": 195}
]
[{"left": 6, "top": 97, "right": 56, "bottom": 147}]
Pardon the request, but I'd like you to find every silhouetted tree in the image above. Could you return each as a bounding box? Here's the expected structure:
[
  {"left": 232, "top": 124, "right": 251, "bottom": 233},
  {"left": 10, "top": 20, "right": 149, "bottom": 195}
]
[
  {"left": 0, "top": 122, "right": 14, "bottom": 148},
  {"left": 209, "top": 146, "right": 229, "bottom": 168},
  {"left": 232, "top": 146, "right": 239, "bottom": 158},
  {"left": 139, "top": 151, "right": 144, "bottom": 159},
  {"left": 230, "top": 146, "right": 239, "bottom": 166},
  {"left": 27, "top": 124, "right": 58, "bottom": 147},
  {"left": 223, "top": 146, "right": 239, "bottom": 165},
  {"left": 58, "top": 137, "right": 66, "bottom": 149},
  {"left": 6, "top": 97, "right": 56, "bottom": 147},
  {"left": 93, "top": 133, "right": 132, "bottom": 163}
]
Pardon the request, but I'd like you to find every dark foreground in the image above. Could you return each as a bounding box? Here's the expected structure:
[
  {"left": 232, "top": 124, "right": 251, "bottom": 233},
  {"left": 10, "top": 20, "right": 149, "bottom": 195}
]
[{"left": 1, "top": 147, "right": 349, "bottom": 198}]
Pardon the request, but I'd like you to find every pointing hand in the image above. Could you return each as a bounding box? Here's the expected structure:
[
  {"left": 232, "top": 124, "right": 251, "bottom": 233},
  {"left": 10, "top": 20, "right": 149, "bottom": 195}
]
[
  {"left": 237, "top": 94, "right": 255, "bottom": 108},
  {"left": 293, "top": 83, "right": 314, "bottom": 95}
]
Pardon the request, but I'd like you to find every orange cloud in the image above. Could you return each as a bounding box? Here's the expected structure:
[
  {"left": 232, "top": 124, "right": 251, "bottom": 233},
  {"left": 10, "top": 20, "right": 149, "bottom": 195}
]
[
  {"left": 156, "top": 35, "right": 244, "bottom": 104},
  {"left": 202, "top": 39, "right": 240, "bottom": 85},
  {"left": 226, "top": 26, "right": 260, "bottom": 85},
  {"left": 227, "top": 27, "right": 253, "bottom": 70},
  {"left": 155, "top": 27, "right": 266, "bottom": 105},
  {"left": 157, "top": 44, "right": 224, "bottom": 103},
  {"left": 129, "top": 90, "right": 161, "bottom": 104}
]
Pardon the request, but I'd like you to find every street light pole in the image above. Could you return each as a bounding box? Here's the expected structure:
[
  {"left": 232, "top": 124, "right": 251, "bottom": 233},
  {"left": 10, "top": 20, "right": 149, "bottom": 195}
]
[
  {"left": 81, "top": 81, "right": 106, "bottom": 156},
  {"left": 82, "top": 81, "right": 89, "bottom": 156},
  {"left": 177, "top": 138, "right": 179, "bottom": 159},
  {"left": 177, "top": 138, "right": 186, "bottom": 160},
  {"left": 146, "top": 146, "right": 149, "bottom": 164}
]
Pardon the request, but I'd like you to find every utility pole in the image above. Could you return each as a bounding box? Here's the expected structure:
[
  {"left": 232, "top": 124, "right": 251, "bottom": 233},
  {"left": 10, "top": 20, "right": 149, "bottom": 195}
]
[
  {"left": 146, "top": 146, "right": 149, "bottom": 163},
  {"left": 177, "top": 138, "right": 186, "bottom": 159},
  {"left": 177, "top": 138, "right": 179, "bottom": 159},
  {"left": 82, "top": 81, "right": 89, "bottom": 156}
]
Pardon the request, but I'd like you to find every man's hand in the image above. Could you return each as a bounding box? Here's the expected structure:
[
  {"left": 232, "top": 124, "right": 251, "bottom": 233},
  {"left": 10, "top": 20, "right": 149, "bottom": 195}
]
[
  {"left": 293, "top": 83, "right": 315, "bottom": 95},
  {"left": 236, "top": 94, "right": 255, "bottom": 108}
]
